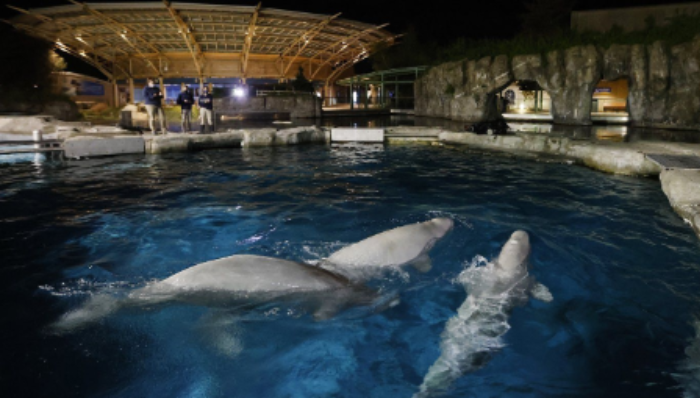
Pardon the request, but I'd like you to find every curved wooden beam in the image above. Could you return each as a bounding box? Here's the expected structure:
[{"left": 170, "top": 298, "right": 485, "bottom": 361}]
[
  {"left": 163, "top": 0, "right": 204, "bottom": 78},
  {"left": 241, "top": 2, "right": 261, "bottom": 78},
  {"left": 278, "top": 12, "right": 341, "bottom": 77},
  {"left": 310, "top": 23, "right": 388, "bottom": 79},
  {"left": 67, "top": 0, "right": 161, "bottom": 75}
]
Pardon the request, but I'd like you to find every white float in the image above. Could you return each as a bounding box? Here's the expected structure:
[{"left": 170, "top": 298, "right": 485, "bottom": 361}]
[{"left": 331, "top": 128, "right": 384, "bottom": 143}]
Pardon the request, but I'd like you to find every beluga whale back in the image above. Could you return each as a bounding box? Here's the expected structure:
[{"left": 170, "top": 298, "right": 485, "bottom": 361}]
[
  {"left": 53, "top": 254, "right": 383, "bottom": 333},
  {"left": 415, "top": 230, "right": 553, "bottom": 397},
  {"left": 320, "top": 217, "right": 454, "bottom": 281}
]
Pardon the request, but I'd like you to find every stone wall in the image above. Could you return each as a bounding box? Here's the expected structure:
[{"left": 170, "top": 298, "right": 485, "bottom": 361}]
[
  {"left": 214, "top": 94, "right": 322, "bottom": 119},
  {"left": 415, "top": 35, "right": 700, "bottom": 130}
]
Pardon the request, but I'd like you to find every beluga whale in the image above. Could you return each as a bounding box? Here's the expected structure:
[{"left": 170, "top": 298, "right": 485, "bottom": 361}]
[
  {"left": 52, "top": 254, "right": 388, "bottom": 333},
  {"left": 319, "top": 217, "right": 454, "bottom": 281},
  {"left": 51, "top": 217, "right": 453, "bottom": 333},
  {"left": 415, "top": 230, "right": 553, "bottom": 397}
]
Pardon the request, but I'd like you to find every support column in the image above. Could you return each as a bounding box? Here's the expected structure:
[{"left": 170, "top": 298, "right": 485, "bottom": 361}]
[
  {"left": 364, "top": 84, "right": 369, "bottom": 109},
  {"left": 380, "top": 73, "right": 385, "bottom": 108},
  {"left": 350, "top": 78, "right": 354, "bottom": 110},
  {"left": 128, "top": 78, "right": 135, "bottom": 105},
  {"left": 395, "top": 82, "right": 399, "bottom": 109},
  {"left": 159, "top": 77, "right": 166, "bottom": 103},
  {"left": 112, "top": 80, "right": 119, "bottom": 107}
]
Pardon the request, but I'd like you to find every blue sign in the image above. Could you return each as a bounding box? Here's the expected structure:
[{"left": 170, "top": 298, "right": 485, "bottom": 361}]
[
  {"left": 77, "top": 80, "right": 105, "bottom": 96},
  {"left": 595, "top": 87, "right": 612, "bottom": 93}
]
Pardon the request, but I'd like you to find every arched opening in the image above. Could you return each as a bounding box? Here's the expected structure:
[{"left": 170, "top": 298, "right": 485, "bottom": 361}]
[
  {"left": 591, "top": 78, "right": 629, "bottom": 124},
  {"left": 499, "top": 80, "right": 553, "bottom": 121}
]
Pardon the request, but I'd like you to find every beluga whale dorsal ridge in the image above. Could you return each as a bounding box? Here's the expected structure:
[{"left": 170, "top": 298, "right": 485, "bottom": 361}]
[
  {"left": 52, "top": 254, "right": 384, "bottom": 333},
  {"left": 415, "top": 230, "right": 552, "bottom": 397},
  {"left": 320, "top": 217, "right": 454, "bottom": 281}
]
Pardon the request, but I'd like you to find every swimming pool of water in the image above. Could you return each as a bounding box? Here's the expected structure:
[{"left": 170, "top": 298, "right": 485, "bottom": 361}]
[{"left": 2, "top": 145, "right": 700, "bottom": 397}]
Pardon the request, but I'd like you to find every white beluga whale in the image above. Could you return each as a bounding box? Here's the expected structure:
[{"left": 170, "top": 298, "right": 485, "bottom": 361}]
[
  {"left": 320, "top": 217, "right": 454, "bottom": 281},
  {"left": 416, "top": 230, "right": 553, "bottom": 397},
  {"left": 52, "top": 254, "right": 389, "bottom": 333},
  {"left": 51, "top": 218, "right": 453, "bottom": 333}
]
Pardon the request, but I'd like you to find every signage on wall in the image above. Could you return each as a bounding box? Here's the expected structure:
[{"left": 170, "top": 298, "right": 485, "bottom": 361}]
[
  {"left": 77, "top": 80, "right": 105, "bottom": 96},
  {"left": 62, "top": 79, "right": 105, "bottom": 96},
  {"left": 595, "top": 87, "right": 612, "bottom": 93}
]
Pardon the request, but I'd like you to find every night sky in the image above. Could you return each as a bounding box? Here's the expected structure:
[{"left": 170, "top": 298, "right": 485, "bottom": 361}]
[{"left": 3, "top": 0, "right": 698, "bottom": 78}]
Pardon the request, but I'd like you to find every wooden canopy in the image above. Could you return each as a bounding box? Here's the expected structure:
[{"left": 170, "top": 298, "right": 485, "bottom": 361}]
[{"left": 4, "top": 2, "right": 396, "bottom": 83}]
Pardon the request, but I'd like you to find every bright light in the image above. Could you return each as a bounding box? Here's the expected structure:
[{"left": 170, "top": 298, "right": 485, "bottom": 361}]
[
  {"left": 519, "top": 103, "right": 526, "bottom": 111},
  {"left": 233, "top": 87, "right": 246, "bottom": 98},
  {"left": 352, "top": 91, "right": 358, "bottom": 103}
]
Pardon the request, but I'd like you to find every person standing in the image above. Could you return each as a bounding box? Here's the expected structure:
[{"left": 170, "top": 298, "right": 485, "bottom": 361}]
[
  {"left": 198, "top": 86, "right": 214, "bottom": 134},
  {"left": 143, "top": 78, "right": 166, "bottom": 135},
  {"left": 176, "top": 84, "right": 194, "bottom": 134}
]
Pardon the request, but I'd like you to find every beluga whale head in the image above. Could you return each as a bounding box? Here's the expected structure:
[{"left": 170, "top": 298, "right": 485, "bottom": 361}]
[{"left": 495, "top": 230, "right": 530, "bottom": 276}]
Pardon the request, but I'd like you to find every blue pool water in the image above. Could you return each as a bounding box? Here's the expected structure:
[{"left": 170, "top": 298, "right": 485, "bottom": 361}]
[{"left": 2, "top": 145, "right": 700, "bottom": 397}]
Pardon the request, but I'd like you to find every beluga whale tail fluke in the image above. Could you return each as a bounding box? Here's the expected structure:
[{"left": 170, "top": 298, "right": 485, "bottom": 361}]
[
  {"left": 319, "top": 217, "right": 454, "bottom": 281},
  {"left": 415, "top": 230, "right": 552, "bottom": 397}
]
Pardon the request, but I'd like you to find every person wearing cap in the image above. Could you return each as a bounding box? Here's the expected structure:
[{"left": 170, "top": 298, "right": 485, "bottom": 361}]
[
  {"left": 176, "top": 84, "right": 194, "bottom": 134},
  {"left": 198, "top": 86, "right": 214, "bottom": 134}
]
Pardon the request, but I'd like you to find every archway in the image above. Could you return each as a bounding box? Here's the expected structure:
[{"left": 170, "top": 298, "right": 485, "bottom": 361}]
[
  {"left": 498, "top": 80, "right": 553, "bottom": 121},
  {"left": 591, "top": 78, "right": 629, "bottom": 122}
]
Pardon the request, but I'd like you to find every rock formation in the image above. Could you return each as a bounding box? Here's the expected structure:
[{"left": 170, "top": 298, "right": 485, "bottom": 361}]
[{"left": 415, "top": 35, "right": 700, "bottom": 130}]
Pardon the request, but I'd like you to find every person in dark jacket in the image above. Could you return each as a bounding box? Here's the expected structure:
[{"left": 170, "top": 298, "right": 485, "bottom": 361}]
[
  {"left": 143, "top": 78, "right": 166, "bottom": 135},
  {"left": 176, "top": 84, "right": 194, "bottom": 134},
  {"left": 197, "top": 86, "right": 214, "bottom": 134}
]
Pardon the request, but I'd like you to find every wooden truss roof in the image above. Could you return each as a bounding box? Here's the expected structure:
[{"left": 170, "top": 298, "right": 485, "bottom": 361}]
[{"left": 5, "top": 2, "right": 396, "bottom": 82}]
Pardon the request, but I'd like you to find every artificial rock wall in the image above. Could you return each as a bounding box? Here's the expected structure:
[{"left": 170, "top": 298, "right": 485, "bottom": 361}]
[{"left": 415, "top": 36, "right": 700, "bottom": 130}]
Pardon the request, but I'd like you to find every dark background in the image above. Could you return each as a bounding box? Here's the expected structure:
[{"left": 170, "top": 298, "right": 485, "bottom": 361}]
[{"left": 2, "top": 0, "right": 698, "bottom": 78}]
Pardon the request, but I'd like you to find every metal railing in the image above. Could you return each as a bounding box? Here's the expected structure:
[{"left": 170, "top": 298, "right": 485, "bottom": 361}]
[{"left": 323, "top": 95, "right": 415, "bottom": 110}]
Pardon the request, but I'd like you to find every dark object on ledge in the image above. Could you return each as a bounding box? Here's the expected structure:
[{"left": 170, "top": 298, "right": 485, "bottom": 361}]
[
  {"left": 116, "top": 124, "right": 144, "bottom": 135},
  {"left": 466, "top": 118, "right": 510, "bottom": 135}
]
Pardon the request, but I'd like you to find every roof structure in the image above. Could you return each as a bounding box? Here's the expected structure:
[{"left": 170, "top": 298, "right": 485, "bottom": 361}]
[{"left": 4, "top": 2, "right": 397, "bottom": 83}]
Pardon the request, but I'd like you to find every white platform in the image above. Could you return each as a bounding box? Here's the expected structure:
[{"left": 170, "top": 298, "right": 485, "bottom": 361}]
[
  {"left": 331, "top": 128, "right": 384, "bottom": 143},
  {"left": 64, "top": 136, "right": 145, "bottom": 158}
]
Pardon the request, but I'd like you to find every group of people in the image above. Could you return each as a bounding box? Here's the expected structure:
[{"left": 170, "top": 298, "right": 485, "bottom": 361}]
[{"left": 142, "top": 78, "right": 215, "bottom": 135}]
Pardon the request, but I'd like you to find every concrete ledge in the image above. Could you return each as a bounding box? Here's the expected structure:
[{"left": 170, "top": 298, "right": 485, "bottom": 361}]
[
  {"left": 64, "top": 136, "right": 145, "bottom": 158},
  {"left": 274, "top": 126, "right": 327, "bottom": 146},
  {"left": 331, "top": 128, "right": 384, "bottom": 143},
  {"left": 242, "top": 129, "right": 276, "bottom": 147},
  {"left": 439, "top": 131, "right": 667, "bottom": 176},
  {"left": 242, "top": 126, "right": 327, "bottom": 148},
  {"left": 386, "top": 126, "right": 443, "bottom": 137},
  {"left": 147, "top": 131, "right": 244, "bottom": 154},
  {"left": 0, "top": 115, "right": 56, "bottom": 134}
]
